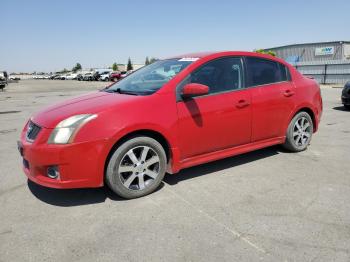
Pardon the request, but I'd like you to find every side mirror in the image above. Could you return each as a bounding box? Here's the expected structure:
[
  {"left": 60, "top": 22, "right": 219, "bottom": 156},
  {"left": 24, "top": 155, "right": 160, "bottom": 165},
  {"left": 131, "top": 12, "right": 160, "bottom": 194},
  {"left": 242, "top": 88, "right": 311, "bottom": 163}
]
[{"left": 182, "top": 83, "right": 209, "bottom": 98}]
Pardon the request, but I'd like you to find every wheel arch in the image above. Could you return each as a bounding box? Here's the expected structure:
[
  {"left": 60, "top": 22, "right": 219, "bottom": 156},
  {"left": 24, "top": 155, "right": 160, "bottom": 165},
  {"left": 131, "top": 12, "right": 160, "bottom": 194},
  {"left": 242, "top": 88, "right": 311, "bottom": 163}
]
[
  {"left": 103, "top": 129, "right": 173, "bottom": 182},
  {"left": 290, "top": 106, "right": 317, "bottom": 133}
]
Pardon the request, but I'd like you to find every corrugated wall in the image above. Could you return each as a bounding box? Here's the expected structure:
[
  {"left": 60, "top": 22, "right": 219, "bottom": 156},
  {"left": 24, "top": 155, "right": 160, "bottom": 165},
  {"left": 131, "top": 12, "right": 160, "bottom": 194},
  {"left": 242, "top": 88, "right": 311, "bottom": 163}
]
[
  {"left": 294, "top": 60, "right": 350, "bottom": 84},
  {"left": 264, "top": 42, "right": 350, "bottom": 84},
  {"left": 269, "top": 42, "right": 344, "bottom": 62}
]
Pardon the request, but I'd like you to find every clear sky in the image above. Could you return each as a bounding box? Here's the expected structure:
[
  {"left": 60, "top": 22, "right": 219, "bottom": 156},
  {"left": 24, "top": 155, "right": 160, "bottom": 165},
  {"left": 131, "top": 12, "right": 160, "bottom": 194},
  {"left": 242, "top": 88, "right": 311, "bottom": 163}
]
[{"left": 1, "top": 0, "right": 349, "bottom": 73}]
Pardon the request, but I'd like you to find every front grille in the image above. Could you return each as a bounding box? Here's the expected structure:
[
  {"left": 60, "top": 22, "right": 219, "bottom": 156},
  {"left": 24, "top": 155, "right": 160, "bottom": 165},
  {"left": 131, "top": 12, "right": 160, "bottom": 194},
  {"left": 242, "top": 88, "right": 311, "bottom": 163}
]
[{"left": 26, "top": 121, "right": 42, "bottom": 142}]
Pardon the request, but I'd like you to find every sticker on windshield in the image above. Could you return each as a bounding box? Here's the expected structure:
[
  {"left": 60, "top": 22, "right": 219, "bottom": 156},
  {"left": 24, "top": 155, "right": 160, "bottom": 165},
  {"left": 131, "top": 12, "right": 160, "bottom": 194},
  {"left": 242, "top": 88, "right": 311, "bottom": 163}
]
[{"left": 179, "top": 57, "right": 199, "bottom": 62}]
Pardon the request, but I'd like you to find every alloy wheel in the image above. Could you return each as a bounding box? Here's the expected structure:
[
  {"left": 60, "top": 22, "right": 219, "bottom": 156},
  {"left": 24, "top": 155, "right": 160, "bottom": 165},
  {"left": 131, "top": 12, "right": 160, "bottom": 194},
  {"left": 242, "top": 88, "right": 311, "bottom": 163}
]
[
  {"left": 118, "top": 146, "right": 160, "bottom": 191},
  {"left": 292, "top": 117, "right": 312, "bottom": 147}
]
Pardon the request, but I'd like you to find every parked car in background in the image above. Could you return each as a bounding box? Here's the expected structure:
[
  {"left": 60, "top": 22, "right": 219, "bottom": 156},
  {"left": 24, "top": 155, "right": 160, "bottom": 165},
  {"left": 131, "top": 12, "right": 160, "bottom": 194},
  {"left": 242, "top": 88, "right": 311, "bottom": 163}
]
[
  {"left": 65, "top": 73, "right": 78, "bottom": 80},
  {"left": 58, "top": 75, "right": 66, "bottom": 80},
  {"left": 53, "top": 75, "right": 62, "bottom": 80},
  {"left": 76, "top": 74, "right": 83, "bottom": 81},
  {"left": 92, "top": 71, "right": 101, "bottom": 81},
  {"left": 9, "top": 75, "right": 20, "bottom": 80},
  {"left": 82, "top": 72, "right": 93, "bottom": 81},
  {"left": 110, "top": 71, "right": 121, "bottom": 81},
  {"left": 99, "top": 72, "right": 110, "bottom": 81},
  {"left": 341, "top": 81, "right": 350, "bottom": 110},
  {"left": 92, "top": 70, "right": 112, "bottom": 81},
  {"left": 32, "top": 74, "right": 46, "bottom": 79},
  {"left": 50, "top": 74, "right": 59, "bottom": 80},
  {"left": 120, "top": 71, "right": 129, "bottom": 79},
  {"left": 0, "top": 71, "right": 8, "bottom": 90},
  {"left": 18, "top": 51, "right": 323, "bottom": 199}
]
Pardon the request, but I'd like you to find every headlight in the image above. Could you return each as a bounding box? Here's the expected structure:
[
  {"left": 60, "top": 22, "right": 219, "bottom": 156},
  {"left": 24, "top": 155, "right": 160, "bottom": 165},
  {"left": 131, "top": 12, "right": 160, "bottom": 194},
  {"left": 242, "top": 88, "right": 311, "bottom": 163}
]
[{"left": 48, "top": 114, "right": 97, "bottom": 144}]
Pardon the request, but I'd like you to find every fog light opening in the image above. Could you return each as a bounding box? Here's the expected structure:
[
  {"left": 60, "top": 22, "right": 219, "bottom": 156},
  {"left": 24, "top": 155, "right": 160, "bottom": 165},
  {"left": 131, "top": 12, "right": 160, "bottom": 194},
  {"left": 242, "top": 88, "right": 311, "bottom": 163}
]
[{"left": 47, "top": 166, "right": 60, "bottom": 179}]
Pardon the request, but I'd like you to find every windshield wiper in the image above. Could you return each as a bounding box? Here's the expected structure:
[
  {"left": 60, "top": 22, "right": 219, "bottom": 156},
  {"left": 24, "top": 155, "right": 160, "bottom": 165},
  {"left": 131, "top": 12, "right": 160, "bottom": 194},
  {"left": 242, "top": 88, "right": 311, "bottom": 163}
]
[
  {"left": 104, "top": 88, "right": 120, "bottom": 93},
  {"left": 118, "top": 90, "right": 140, "bottom": 96},
  {"left": 104, "top": 88, "right": 139, "bottom": 96}
]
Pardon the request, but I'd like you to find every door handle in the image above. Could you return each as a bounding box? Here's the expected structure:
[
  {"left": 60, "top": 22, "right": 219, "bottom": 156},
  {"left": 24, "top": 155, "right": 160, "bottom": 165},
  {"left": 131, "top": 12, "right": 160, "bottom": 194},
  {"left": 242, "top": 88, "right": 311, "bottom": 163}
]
[
  {"left": 283, "top": 89, "right": 295, "bottom": 97},
  {"left": 236, "top": 99, "right": 250, "bottom": 108}
]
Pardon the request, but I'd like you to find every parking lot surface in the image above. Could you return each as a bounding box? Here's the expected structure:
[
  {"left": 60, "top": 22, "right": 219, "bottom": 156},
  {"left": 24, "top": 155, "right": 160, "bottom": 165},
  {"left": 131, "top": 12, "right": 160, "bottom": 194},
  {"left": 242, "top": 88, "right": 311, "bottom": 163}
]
[{"left": 0, "top": 80, "right": 349, "bottom": 262}]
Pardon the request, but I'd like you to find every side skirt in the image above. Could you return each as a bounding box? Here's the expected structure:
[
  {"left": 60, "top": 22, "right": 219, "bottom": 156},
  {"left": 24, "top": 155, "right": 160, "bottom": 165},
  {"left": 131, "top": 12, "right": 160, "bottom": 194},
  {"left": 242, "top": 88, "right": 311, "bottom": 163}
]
[{"left": 178, "top": 136, "right": 285, "bottom": 171}]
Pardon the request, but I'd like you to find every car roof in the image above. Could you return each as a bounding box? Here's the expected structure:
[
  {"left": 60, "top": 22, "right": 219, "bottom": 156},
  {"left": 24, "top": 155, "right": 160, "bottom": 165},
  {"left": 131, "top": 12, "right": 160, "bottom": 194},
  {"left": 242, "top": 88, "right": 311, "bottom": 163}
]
[
  {"left": 166, "top": 51, "right": 288, "bottom": 65},
  {"left": 168, "top": 52, "right": 216, "bottom": 59}
]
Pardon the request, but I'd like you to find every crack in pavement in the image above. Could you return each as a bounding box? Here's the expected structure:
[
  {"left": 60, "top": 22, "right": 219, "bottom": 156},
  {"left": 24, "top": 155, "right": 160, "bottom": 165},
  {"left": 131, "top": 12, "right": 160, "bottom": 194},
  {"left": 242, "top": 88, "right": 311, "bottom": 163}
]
[
  {"left": 0, "top": 184, "right": 26, "bottom": 197},
  {"left": 162, "top": 182, "right": 270, "bottom": 256},
  {"left": 0, "top": 111, "right": 21, "bottom": 115},
  {"left": 0, "top": 129, "right": 17, "bottom": 135}
]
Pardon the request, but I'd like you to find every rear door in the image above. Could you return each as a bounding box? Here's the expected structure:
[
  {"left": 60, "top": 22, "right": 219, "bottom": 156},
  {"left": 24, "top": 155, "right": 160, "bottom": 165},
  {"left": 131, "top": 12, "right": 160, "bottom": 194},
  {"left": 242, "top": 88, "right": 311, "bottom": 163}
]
[
  {"left": 176, "top": 57, "right": 252, "bottom": 160},
  {"left": 245, "top": 57, "right": 296, "bottom": 141}
]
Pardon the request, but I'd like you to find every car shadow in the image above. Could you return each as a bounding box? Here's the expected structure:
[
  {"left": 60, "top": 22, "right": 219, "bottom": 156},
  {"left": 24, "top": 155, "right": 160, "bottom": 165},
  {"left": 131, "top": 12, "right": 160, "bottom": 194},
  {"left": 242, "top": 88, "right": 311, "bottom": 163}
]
[
  {"left": 164, "top": 146, "right": 281, "bottom": 185},
  {"left": 28, "top": 180, "right": 167, "bottom": 206},
  {"left": 333, "top": 106, "right": 349, "bottom": 112},
  {"left": 28, "top": 145, "right": 282, "bottom": 206},
  {"left": 28, "top": 180, "right": 121, "bottom": 206}
]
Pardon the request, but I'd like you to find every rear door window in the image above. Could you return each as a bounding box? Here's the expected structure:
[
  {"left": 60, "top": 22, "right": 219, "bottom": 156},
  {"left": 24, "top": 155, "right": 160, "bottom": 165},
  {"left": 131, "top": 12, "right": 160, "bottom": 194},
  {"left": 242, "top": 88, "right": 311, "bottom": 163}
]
[{"left": 246, "top": 57, "right": 288, "bottom": 87}]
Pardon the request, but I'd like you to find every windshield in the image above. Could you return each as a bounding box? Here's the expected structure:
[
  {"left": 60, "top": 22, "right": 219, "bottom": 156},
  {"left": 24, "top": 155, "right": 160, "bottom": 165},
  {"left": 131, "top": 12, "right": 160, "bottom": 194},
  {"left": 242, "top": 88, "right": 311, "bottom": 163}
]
[{"left": 105, "top": 59, "right": 193, "bottom": 95}]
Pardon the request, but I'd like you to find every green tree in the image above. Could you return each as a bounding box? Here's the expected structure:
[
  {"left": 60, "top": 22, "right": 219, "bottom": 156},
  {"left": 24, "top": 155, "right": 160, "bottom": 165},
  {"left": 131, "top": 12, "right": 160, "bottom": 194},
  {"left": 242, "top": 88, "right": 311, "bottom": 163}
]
[
  {"left": 112, "top": 62, "right": 118, "bottom": 71},
  {"left": 149, "top": 57, "right": 158, "bottom": 64},
  {"left": 145, "top": 57, "right": 150, "bottom": 65},
  {"left": 254, "top": 49, "right": 276, "bottom": 57},
  {"left": 127, "top": 57, "right": 133, "bottom": 71},
  {"left": 72, "top": 63, "right": 82, "bottom": 72}
]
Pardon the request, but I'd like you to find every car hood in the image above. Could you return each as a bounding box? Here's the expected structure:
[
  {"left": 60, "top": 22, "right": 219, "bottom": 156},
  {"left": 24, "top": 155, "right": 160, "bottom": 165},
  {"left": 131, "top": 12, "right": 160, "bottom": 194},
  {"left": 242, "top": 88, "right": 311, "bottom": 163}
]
[{"left": 32, "top": 91, "right": 140, "bottom": 128}]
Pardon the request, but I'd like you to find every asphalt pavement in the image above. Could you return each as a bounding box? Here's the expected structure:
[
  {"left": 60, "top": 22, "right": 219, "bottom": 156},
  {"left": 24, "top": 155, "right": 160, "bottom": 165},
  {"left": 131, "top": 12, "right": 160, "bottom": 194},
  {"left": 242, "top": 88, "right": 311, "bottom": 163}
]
[{"left": 0, "top": 80, "right": 349, "bottom": 262}]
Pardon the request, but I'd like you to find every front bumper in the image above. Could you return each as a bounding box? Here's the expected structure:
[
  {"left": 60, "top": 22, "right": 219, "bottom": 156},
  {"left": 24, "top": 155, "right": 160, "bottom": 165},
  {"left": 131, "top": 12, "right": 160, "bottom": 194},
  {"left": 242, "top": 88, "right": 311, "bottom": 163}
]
[{"left": 18, "top": 124, "right": 108, "bottom": 189}]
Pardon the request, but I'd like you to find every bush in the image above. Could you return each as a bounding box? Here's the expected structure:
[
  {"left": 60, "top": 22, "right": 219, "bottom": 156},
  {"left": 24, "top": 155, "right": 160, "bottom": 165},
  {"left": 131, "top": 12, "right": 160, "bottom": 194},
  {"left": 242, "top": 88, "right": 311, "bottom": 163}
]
[{"left": 254, "top": 49, "right": 276, "bottom": 57}]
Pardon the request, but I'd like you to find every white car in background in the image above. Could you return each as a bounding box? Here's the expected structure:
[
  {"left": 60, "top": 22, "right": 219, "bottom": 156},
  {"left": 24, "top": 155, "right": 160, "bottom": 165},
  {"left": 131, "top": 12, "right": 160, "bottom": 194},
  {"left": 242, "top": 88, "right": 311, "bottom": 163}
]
[
  {"left": 32, "top": 75, "right": 45, "bottom": 79},
  {"left": 99, "top": 72, "right": 110, "bottom": 81},
  {"left": 82, "top": 72, "right": 93, "bottom": 81},
  {"left": 0, "top": 71, "right": 8, "bottom": 90},
  {"left": 65, "top": 73, "right": 77, "bottom": 80},
  {"left": 9, "top": 75, "right": 20, "bottom": 80}
]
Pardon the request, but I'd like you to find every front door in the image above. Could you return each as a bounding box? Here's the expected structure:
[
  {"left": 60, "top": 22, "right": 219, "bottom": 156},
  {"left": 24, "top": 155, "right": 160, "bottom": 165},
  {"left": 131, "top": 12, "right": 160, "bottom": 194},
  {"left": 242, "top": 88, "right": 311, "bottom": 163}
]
[{"left": 176, "top": 57, "right": 252, "bottom": 160}]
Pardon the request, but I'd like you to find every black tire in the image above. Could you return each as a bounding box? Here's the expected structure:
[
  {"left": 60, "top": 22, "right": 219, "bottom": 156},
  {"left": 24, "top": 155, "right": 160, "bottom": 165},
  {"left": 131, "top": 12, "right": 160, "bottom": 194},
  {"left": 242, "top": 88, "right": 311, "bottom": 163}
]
[
  {"left": 282, "top": 111, "right": 313, "bottom": 152},
  {"left": 106, "top": 136, "right": 167, "bottom": 199},
  {"left": 344, "top": 104, "right": 350, "bottom": 110}
]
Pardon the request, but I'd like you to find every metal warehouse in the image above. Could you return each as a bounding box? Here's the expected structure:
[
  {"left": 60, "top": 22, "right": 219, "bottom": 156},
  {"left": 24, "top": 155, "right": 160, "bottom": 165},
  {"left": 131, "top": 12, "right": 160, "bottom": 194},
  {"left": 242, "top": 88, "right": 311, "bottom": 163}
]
[{"left": 264, "top": 41, "right": 350, "bottom": 84}]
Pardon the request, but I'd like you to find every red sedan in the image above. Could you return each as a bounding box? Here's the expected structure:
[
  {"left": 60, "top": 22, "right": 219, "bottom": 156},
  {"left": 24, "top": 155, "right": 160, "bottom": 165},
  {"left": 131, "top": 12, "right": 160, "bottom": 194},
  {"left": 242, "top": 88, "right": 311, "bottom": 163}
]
[
  {"left": 18, "top": 51, "right": 323, "bottom": 199},
  {"left": 110, "top": 71, "right": 121, "bottom": 82}
]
